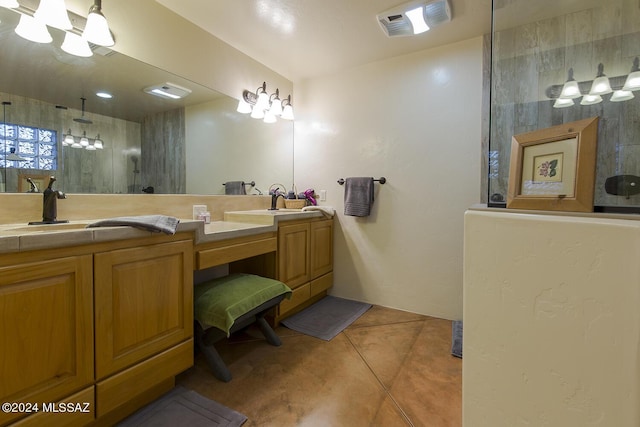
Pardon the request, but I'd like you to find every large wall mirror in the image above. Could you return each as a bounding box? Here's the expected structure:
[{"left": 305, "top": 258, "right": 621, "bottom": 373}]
[{"left": 0, "top": 6, "right": 293, "bottom": 195}]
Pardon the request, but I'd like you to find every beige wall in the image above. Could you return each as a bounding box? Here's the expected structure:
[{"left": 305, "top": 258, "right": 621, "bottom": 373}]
[
  {"left": 464, "top": 209, "right": 640, "bottom": 426},
  {"left": 185, "top": 96, "right": 293, "bottom": 195},
  {"left": 293, "top": 37, "right": 484, "bottom": 320}
]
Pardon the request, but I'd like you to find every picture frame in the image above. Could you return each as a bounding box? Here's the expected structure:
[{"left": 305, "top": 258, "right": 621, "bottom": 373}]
[{"left": 507, "top": 117, "right": 599, "bottom": 212}]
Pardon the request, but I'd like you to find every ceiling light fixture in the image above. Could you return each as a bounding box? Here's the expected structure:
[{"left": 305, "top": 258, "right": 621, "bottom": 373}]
[
  {"left": 82, "top": 0, "right": 114, "bottom": 47},
  {"left": 144, "top": 82, "right": 192, "bottom": 100},
  {"left": 377, "top": 0, "right": 451, "bottom": 37},
  {"left": 405, "top": 6, "right": 429, "bottom": 35},
  {"left": 237, "top": 82, "right": 294, "bottom": 123}
]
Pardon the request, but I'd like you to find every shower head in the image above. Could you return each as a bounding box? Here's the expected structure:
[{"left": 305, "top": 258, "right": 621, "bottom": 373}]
[{"left": 73, "top": 97, "right": 93, "bottom": 124}]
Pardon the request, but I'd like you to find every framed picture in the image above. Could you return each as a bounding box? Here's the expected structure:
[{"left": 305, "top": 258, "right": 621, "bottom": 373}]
[{"left": 507, "top": 117, "right": 599, "bottom": 212}]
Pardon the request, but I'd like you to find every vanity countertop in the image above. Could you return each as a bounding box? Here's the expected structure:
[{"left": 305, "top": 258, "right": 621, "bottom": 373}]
[{"left": 0, "top": 209, "right": 326, "bottom": 253}]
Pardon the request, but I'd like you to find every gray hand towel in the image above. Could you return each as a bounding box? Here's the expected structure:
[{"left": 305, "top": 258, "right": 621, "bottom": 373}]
[
  {"left": 224, "top": 181, "right": 246, "bottom": 195},
  {"left": 344, "top": 177, "right": 374, "bottom": 217},
  {"left": 87, "top": 215, "right": 180, "bottom": 235}
]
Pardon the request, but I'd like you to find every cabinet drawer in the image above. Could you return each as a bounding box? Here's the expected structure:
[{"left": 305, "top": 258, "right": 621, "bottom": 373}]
[
  {"left": 11, "top": 386, "right": 95, "bottom": 427},
  {"left": 197, "top": 236, "right": 276, "bottom": 269},
  {"left": 96, "top": 339, "right": 193, "bottom": 417},
  {"left": 310, "top": 272, "right": 333, "bottom": 297},
  {"left": 279, "top": 282, "right": 310, "bottom": 315}
]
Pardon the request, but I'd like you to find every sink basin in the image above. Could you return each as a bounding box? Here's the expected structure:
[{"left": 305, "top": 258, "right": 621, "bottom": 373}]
[{"left": 8, "top": 223, "right": 89, "bottom": 232}]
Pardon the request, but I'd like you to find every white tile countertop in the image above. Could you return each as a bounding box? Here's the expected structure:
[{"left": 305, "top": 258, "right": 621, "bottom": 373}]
[{"left": 0, "top": 209, "right": 325, "bottom": 253}]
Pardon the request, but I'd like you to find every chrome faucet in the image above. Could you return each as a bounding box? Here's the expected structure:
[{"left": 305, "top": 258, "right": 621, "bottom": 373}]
[
  {"left": 269, "top": 188, "right": 285, "bottom": 210},
  {"left": 26, "top": 177, "right": 39, "bottom": 193},
  {"left": 42, "top": 176, "right": 66, "bottom": 223}
]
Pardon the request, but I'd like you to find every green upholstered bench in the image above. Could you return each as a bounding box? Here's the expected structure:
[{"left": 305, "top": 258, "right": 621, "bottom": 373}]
[{"left": 194, "top": 273, "right": 292, "bottom": 382}]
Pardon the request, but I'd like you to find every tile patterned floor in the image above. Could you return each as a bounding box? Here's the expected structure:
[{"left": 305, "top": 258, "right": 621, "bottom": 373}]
[{"left": 176, "top": 305, "right": 462, "bottom": 426}]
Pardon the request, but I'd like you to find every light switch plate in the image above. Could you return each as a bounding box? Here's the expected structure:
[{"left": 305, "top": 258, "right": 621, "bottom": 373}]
[{"left": 320, "top": 190, "right": 327, "bottom": 201}]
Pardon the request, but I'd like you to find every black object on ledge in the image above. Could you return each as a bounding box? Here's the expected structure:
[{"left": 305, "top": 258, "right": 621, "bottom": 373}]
[{"left": 604, "top": 175, "right": 640, "bottom": 199}]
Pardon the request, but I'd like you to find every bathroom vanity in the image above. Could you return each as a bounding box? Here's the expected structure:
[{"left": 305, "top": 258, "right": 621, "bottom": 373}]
[{"left": 0, "top": 204, "right": 333, "bottom": 426}]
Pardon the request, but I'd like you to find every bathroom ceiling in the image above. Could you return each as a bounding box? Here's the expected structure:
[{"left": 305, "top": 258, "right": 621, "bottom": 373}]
[{"left": 156, "top": 0, "right": 493, "bottom": 82}]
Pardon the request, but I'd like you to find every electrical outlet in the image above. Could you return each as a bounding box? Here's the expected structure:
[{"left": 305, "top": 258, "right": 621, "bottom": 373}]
[
  {"left": 320, "top": 190, "right": 327, "bottom": 201},
  {"left": 192, "top": 204, "right": 207, "bottom": 220}
]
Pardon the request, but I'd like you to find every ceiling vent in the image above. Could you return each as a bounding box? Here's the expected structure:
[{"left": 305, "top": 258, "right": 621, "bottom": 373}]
[{"left": 377, "top": 0, "right": 451, "bottom": 37}]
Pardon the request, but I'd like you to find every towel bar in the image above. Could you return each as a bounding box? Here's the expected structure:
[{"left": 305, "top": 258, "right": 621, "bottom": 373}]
[
  {"left": 222, "top": 180, "right": 255, "bottom": 187},
  {"left": 337, "top": 177, "right": 386, "bottom": 185}
]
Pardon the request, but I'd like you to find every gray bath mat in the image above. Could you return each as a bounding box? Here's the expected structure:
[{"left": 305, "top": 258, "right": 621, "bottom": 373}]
[
  {"left": 117, "top": 386, "right": 247, "bottom": 426},
  {"left": 451, "top": 320, "right": 463, "bottom": 358},
  {"left": 281, "top": 295, "right": 372, "bottom": 341}
]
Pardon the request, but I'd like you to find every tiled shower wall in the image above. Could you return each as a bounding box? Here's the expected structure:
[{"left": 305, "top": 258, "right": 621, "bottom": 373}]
[
  {"left": 489, "top": 0, "right": 640, "bottom": 208},
  {"left": 0, "top": 92, "right": 141, "bottom": 194}
]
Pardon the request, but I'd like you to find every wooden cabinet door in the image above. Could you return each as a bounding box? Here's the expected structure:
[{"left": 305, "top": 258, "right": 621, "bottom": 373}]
[
  {"left": 94, "top": 240, "right": 193, "bottom": 380},
  {"left": 0, "top": 256, "right": 93, "bottom": 427},
  {"left": 310, "top": 219, "right": 333, "bottom": 279},
  {"left": 278, "top": 222, "right": 310, "bottom": 289}
]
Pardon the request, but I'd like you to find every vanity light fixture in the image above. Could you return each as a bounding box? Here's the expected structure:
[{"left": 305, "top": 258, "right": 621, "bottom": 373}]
[
  {"left": 63, "top": 129, "right": 74, "bottom": 146},
  {"left": 93, "top": 134, "right": 103, "bottom": 149},
  {"left": 61, "top": 31, "right": 92, "bottom": 57},
  {"left": 237, "top": 82, "right": 294, "bottom": 123},
  {"left": 63, "top": 130, "right": 104, "bottom": 150},
  {"left": 589, "top": 63, "right": 613, "bottom": 96},
  {"left": 610, "top": 90, "right": 634, "bottom": 102},
  {"left": 96, "top": 91, "right": 112, "bottom": 99},
  {"left": 82, "top": 0, "right": 114, "bottom": 47},
  {"left": 558, "top": 68, "right": 581, "bottom": 99},
  {"left": 580, "top": 94, "right": 602, "bottom": 106},
  {"left": 6, "top": 0, "right": 115, "bottom": 56},
  {"left": 553, "top": 97, "right": 574, "bottom": 108},
  {"left": 15, "top": 13, "right": 52, "bottom": 43},
  {"left": 0, "top": 0, "right": 19, "bottom": 8},
  {"left": 79, "top": 131, "right": 89, "bottom": 147},
  {"left": 281, "top": 95, "right": 294, "bottom": 120},
  {"left": 34, "top": 0, "right": 72, "bottom": 31},
  {"left": 549, "top": 60, "right": 640, "bottom": 108},
  {"left": 622, "top": 58, "right": 640, "bottom": 91}
]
